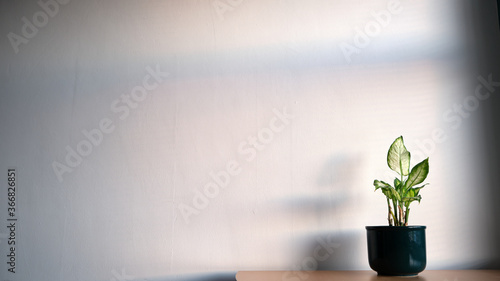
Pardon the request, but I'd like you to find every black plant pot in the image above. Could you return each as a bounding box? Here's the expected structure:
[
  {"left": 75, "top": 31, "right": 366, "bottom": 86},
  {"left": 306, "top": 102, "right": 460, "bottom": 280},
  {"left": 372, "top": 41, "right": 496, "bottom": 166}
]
[{"left": 366, "top": 225, "right": 426, "bottom": 276}]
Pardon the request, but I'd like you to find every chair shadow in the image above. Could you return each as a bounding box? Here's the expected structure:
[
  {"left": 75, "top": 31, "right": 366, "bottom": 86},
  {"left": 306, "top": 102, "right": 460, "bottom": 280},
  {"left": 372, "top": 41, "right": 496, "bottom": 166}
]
[{"left": 295, "top": 230, "right": 365, "bottom": 271}]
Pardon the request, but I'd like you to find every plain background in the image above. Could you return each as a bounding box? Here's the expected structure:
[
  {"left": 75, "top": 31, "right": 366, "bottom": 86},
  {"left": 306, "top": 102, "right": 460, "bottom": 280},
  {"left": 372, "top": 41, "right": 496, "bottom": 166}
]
[{"left": 1, "top": 0, "right": 499, "bottom": 280}]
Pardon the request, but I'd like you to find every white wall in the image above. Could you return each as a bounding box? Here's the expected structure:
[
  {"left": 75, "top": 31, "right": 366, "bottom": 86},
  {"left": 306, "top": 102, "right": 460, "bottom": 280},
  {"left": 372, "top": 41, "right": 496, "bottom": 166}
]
[{"left": 0, "top": 0, "right": 498, "bottom": 280}]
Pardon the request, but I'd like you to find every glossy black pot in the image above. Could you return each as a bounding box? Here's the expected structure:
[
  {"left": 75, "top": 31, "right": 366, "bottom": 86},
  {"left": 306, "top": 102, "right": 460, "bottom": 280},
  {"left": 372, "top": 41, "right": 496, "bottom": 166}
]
[{"left": 366, "top": 226, "right": 426, "bottom": 276}]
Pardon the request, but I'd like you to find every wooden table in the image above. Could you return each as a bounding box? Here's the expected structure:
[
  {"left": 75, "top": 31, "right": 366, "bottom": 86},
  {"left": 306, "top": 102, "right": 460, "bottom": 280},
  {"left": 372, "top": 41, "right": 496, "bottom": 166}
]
[{"left": 236, "top": 270, "right": 500, "bottom": 281}]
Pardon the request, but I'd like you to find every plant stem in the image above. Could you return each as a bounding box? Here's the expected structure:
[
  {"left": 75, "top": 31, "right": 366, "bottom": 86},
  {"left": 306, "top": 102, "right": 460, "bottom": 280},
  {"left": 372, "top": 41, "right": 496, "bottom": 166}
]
[
  {"left": 392, "top": 199, "right": 399, "bottom": 226},
  {"left": 399, "top": 174, "right": 405, "bottom": 226},
  {"left": 398, "top": 204, "right": 404, "bottom": 226},
  {"left": 387, "top": 198, "right": 393, "bottom": 226},
  {"left": 390, "top": 209, "right": 396, "bottom": 226},
  {"left": 405, "top": 206, "right": 410, "bottom": 226}
]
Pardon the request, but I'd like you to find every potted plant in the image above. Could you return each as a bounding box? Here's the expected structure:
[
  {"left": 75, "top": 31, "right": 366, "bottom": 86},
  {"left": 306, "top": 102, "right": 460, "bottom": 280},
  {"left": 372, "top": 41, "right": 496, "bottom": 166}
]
[{"left": 366, "top": 136, "right": 429, "bottom": 276}]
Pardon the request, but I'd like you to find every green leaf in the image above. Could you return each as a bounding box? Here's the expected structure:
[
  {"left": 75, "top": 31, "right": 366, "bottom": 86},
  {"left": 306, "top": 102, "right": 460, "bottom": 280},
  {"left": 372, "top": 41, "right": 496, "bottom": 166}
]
[
  {"left": 402, "top": 195, "right": 422, "bottom": 207},
  {"left": 387, "top": 188, "right": 401, "bottom": 201},
  {"left": 394, "top": 178, "right": 402, "bottom": 192},
  {"left": 405, "top": 188, "right": 415, "bottom": 198},
  {"left": 403, "top": 184, "right": 426, "bottom": 197},
  {"left": 406, "top": 188, "right": 412, "bottom": 198},
  {"left": 402, "top": 195, "right": 421, "bottom": 202},
  {"left": 412, "top": 184, "right": 428, "bottom": 193},
  {"left": 381, "top": 188, "right": 392, "bottom": 199},
  {"left": 387, "top": 136, "right": 410, "bottom": 176},
  {"left": 373, "top": 180, "right": 400, "bottom": 201},
  {"left": 374, "top": 179, "right": 391, "bottom": 190},
  {"left": 405, "top": 158, "right": 429, "bottom": 189}
]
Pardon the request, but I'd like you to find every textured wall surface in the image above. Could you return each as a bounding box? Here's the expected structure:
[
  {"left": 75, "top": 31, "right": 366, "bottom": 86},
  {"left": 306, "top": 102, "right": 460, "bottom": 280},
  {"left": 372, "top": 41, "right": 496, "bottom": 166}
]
[{"left": 0, "top": 1, "right": 499, "bottom": 280}]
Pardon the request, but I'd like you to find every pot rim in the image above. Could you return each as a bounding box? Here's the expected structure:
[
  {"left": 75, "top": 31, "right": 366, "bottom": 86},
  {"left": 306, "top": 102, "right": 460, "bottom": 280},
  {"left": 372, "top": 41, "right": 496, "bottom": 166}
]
[{"left": 366, "top": 225, "right": 426, "bottom": 230}]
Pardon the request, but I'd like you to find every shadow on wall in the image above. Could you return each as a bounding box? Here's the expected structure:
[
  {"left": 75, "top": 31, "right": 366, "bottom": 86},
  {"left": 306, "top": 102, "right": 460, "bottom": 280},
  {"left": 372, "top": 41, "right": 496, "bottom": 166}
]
[
  {"left": 274, "top": 153, "right": 362, "bottom": 225},
  {"left": 279, "top": 154, "right": 365, "bottom": 272},
  {"left": 468, "top": 0, "right": 500, "bottom": 269},
  {"left": 316, "top": 154, "right": 363, "bottom": 188},
  {"left": 293, "top": 231, "right": 365, "bottom": 272},
  {"left": 133, "top": 272, "right": 237, "bottom": 281}
]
